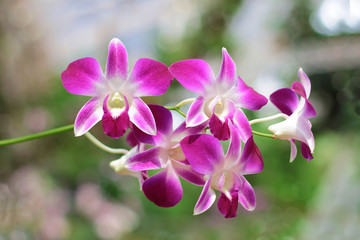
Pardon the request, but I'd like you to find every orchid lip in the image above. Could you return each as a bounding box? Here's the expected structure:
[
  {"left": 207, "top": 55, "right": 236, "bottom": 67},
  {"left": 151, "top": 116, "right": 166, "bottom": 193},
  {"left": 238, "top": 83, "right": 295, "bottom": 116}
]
[{"left": 106, "top": 92, "right": 128, "bottom": 117}]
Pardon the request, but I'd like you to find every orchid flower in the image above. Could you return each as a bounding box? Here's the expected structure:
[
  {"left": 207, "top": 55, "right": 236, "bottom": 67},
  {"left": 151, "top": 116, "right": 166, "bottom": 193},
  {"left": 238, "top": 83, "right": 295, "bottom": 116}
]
[
  {"left": 180, "top": 122, "right": 263, "bottom": 218},
  {"left": 61, "top": 38, "right": 173, "bottom": 138},
  {"left": 268, "top": 68, "right": 316, "bottom": 161},
  {"left": 125, "top": 105, "right": 206, "bottom": 207},
  {"left": 169, "top": 48, "right": 267, "bottom": 141}
]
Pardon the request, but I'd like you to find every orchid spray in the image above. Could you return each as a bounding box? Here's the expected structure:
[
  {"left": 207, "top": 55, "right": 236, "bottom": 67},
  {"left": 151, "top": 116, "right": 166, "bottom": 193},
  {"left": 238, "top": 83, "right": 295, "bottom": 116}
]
[{"left": 0, "top": 39, "right": 316, "bottom": 218}]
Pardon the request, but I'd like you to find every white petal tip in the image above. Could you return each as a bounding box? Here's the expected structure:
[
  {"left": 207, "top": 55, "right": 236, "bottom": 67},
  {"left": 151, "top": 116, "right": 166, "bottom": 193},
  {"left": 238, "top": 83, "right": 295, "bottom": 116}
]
[{"left": 74, "top": 130, "right": 84, "bottom": 137}]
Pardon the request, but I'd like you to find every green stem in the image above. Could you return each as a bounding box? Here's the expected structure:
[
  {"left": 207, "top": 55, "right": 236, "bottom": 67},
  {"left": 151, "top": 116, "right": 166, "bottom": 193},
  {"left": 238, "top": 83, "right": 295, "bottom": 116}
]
[
  {"left": 0, "top": 124, "right": 74, "bottom": 146},
  {"left": 252, "top": 130, "right": 274, "bottom": 139}
]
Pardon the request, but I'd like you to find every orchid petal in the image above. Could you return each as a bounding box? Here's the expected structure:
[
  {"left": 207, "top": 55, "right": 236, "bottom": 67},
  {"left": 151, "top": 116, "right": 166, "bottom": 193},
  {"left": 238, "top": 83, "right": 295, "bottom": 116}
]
[
  {"left": 172, "top": 161, "right": 205, "bottom": 186},
  {"left": 298, "top": 68, "right": 311, "bottom": 98},
  {"left": 61, "top": 57, "right": 104, "bottom": 96},
  {"left": 232, "top": 109, "right": 252, "bottom": 141},
  {"left": 171, "top": 121, "right": 207, "bottom": 143},
  {"left": 105, "top": 38, "right": 128, "bottom": 82},
  {"left": 142, "top": 163, "right": 183, "bottom": 207},
  {"left": 216, "top": 48, "right": 236, "bottom": 89},
  {"left": 181, "top": 134, "right": 224, "bottom": 175},
  {"left": 126, "top": 130, "right": 139, "bottom": 147},
  {"left": 101, "top": 95, "right": 129, "bottom": 138},
  {"left": 169, "top": 59, "right": 215, "bottom": 95},
  {"left": 130, "top": 58, "right": 173, "bottom": 97},
  {"left": 238, "top": 136, "right": 264, "bottom": 175},
  {"left": 290, "top": 139, "right": 297, "bottom": 162},
  {"left": 194, "top": 177, "right": 216, "bottom": 215},
  {"left": 186, "top": 97, "right": 209, "bottom": 127},
  {"left": 128, "top": 97, "right": 157, "bottom": 135},
  {"left": 302, "top": 99, "right": 317, "bottom": 119},
  {"left": 74, "top": 97, "right": 103, "bottom": 136},
  {"left": 209, "top": 99, "right": 236, "bottom": 140},
  {"left": 270, "top": 88, "right": 299, "bottom": 116},
  {"left": 217, "top": 191, "right": 238, "bottom": 218},
  {"left": 209, "top": 115, "right": 230, "bottom": 140},
  {"left": 231, "top": 76, "right": 268, "bottom": 110},
  {"left": 291, "top": 81, "right": 307, "bottom": 99},
  {"left": 102, "top": 110, "right": 129, "bottom": 138},
  {"left": 132, "top": 104, "right": 172, "bottom": 146},
  {"left": 126, "top": 147, "right": 165, "bottom": 171},
  {"left": 301, "top": 142, "right": 314, "bottom": 161},
  {"left": 225, "top": 122, "right": 241, "bottom": 163},
  {"left": 238, "top": 176, "right": 256, "bottom": 211}
]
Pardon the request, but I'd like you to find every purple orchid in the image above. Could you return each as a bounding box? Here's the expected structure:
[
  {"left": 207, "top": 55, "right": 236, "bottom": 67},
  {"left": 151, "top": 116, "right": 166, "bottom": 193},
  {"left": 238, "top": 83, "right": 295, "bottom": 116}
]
[
  {"left": 180, "top": 122, "right": 263, "bottom": 218},
  {"left": 61, "top": 38, "right": 173, "bottom": 138},
  {"left": 268, "top": 68, "right": 316, "bottom": 161},
  {"left": 169, "top": 48, "right": 268, "bottom": 141},
  {"left": 125, "top": 105, "right": 206, "bottom": 207}
]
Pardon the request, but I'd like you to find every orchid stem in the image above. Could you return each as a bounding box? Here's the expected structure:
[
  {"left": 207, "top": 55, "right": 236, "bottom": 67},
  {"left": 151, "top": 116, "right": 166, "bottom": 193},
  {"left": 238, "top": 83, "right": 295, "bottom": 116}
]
[
  {"left": 249, "top": 113, "right": 288, "bottom": 125},
  {"left": 252, "top": 131, "right": 274, "bottom": 139},
  {"left": 84, "top": 132, "right": 128, "bottom": 154},
  {"left": 0, "top": 124, "right": 74, "bottom": 146},
  {"left": 175, "top": 98, "right": 195, "bottom": 108},
  {"left": 164, "top": 106, "right": 187, "bottom": 118}
]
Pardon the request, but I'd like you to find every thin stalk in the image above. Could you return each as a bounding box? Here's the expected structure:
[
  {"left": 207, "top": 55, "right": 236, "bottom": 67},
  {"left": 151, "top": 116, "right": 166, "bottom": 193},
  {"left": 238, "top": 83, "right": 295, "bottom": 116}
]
[
  {"left": 84, "top": 132, "right": 129, "bottom": 154},
  {"left": 175, "top": 98, "right": 195, "bottom": 108},
  {"left": 249, "top": 113, "right": 288, "bottom": 125},
  {"left": 164, "top": 106, "right": 187, "bottom": 118},
  {"left": 252, "top": 130, "right": 274, "bottom": 139},
  {"left": 0, "top": 124, "right": 74, "bottom": 146}
]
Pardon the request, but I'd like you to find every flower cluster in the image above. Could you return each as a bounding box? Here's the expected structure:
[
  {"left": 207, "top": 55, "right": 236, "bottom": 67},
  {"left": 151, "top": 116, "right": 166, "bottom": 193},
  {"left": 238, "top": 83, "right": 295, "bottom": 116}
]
[{"left": 61, "top": 38, "right": 316, "bottom": 218}]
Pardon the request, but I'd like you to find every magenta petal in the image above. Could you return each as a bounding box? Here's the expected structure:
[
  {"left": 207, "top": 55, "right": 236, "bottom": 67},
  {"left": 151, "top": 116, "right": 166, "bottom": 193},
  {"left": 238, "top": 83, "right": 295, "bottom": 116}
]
[
  {"left": 225, "top": 122, "right": 241, "bottom": 163},
  {"left": 102, "top": 95, "right": 129, "bottom": 138},
  {"left": 238, "top": 176, "right": 256, "bottom": 211},
  {"left": 231, "top": 76, "right": 268, "bottom": 110},
  {"left": 232, "top": 109, "right": 252, "bottom": 142},
  {"left": 169, "top": 59, "right": 215, "bottom": 95},
  {"left": 217, "top": 191, "right": 238, "bottom": 218},
  {"left": 126, "top": 130, "right": 139, "bottom": 147},
  {"left": 270, "top": 88, "right": 299, "bottom": 116},
  {"left": 209, "top": 115, "right": 230, "bottom": 140},
  {"left": 298, "top": 68, "right": 311, "bottom": 98},
  {"left": 102, "top": 110, "right": 129, "bottom": 138},
  {"left": 291, "top": 81, "right": 307, "bottom": 99},
  {"left": 61, "top": 57, "right": 104, "bottom": 96},
  {"left": 302, "top": 99, "right": 317, "bottom": 119},
  {"left": 216, "top": 48, "right": 236, "bottom": 89},
  {"left": 105, "top": 38, "right": 128, "bottom": 81},
  {"left": 300, "top": 142, "right": 313, "bottom": 161},
  {"left": 142, "top": 164, "right": 183, "bottom": 207},
  {"left": 132, "top": 104, "right": 173, "bottom": 146},
  {"left": 171, "top": 121, "right": 207, "bottom": 143},
  {"left": 74, "top": 97, "right": 103, "bottom": 136},
  {"left": 172, "top": 161, "right": 205, "bottom": 186},
  {"left": 238, "top": 136, "right": 264, "bottom": 175},
  {"left": 186, "top": 97, "right": 209, "bottom": 127},
  {"left": 130, "top": 58, "right": 173, "bottom": 96},
  {"left": 180, "top": 134, "right": 224, "bottom": 175},
  {"left": 128, "top": 98, "right": 157, "bottom": 135},
  {"left": 194, "top": 178, "right": 216, "bottom": 215},
  {"left": 126, "top": 147, "right": 165, "bottom": 171}
]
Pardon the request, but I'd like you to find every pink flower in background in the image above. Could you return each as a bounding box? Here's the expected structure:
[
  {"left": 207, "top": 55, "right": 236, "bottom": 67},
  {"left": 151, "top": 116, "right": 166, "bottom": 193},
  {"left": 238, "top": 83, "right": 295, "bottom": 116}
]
[
  {"left": 268, "top": 68, "right": 316, "bottom": 161},
  {"left": 61, "top": 38, "right": 173, "bottom": 138},
  {"left": 125, "top": 105, "right": 206, "bottom": 207},
  {"left": 169, "top": 48, "right": 267, "bottom": 141},
  {"left": 180, "top": 122, "right": 263, "bottom": 218}
]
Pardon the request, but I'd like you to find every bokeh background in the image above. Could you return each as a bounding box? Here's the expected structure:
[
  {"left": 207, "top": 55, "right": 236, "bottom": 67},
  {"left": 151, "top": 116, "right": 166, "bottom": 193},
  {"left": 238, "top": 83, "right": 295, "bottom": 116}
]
[{"left": 1, "top": 0, "right": 360, "bottom": 239}]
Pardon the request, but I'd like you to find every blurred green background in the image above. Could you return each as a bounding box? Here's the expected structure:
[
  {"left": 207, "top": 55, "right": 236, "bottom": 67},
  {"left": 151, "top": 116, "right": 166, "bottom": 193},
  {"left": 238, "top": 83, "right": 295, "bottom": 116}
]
[{"left": 1, "top": 0, "right": 360, "bottom": 239}]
